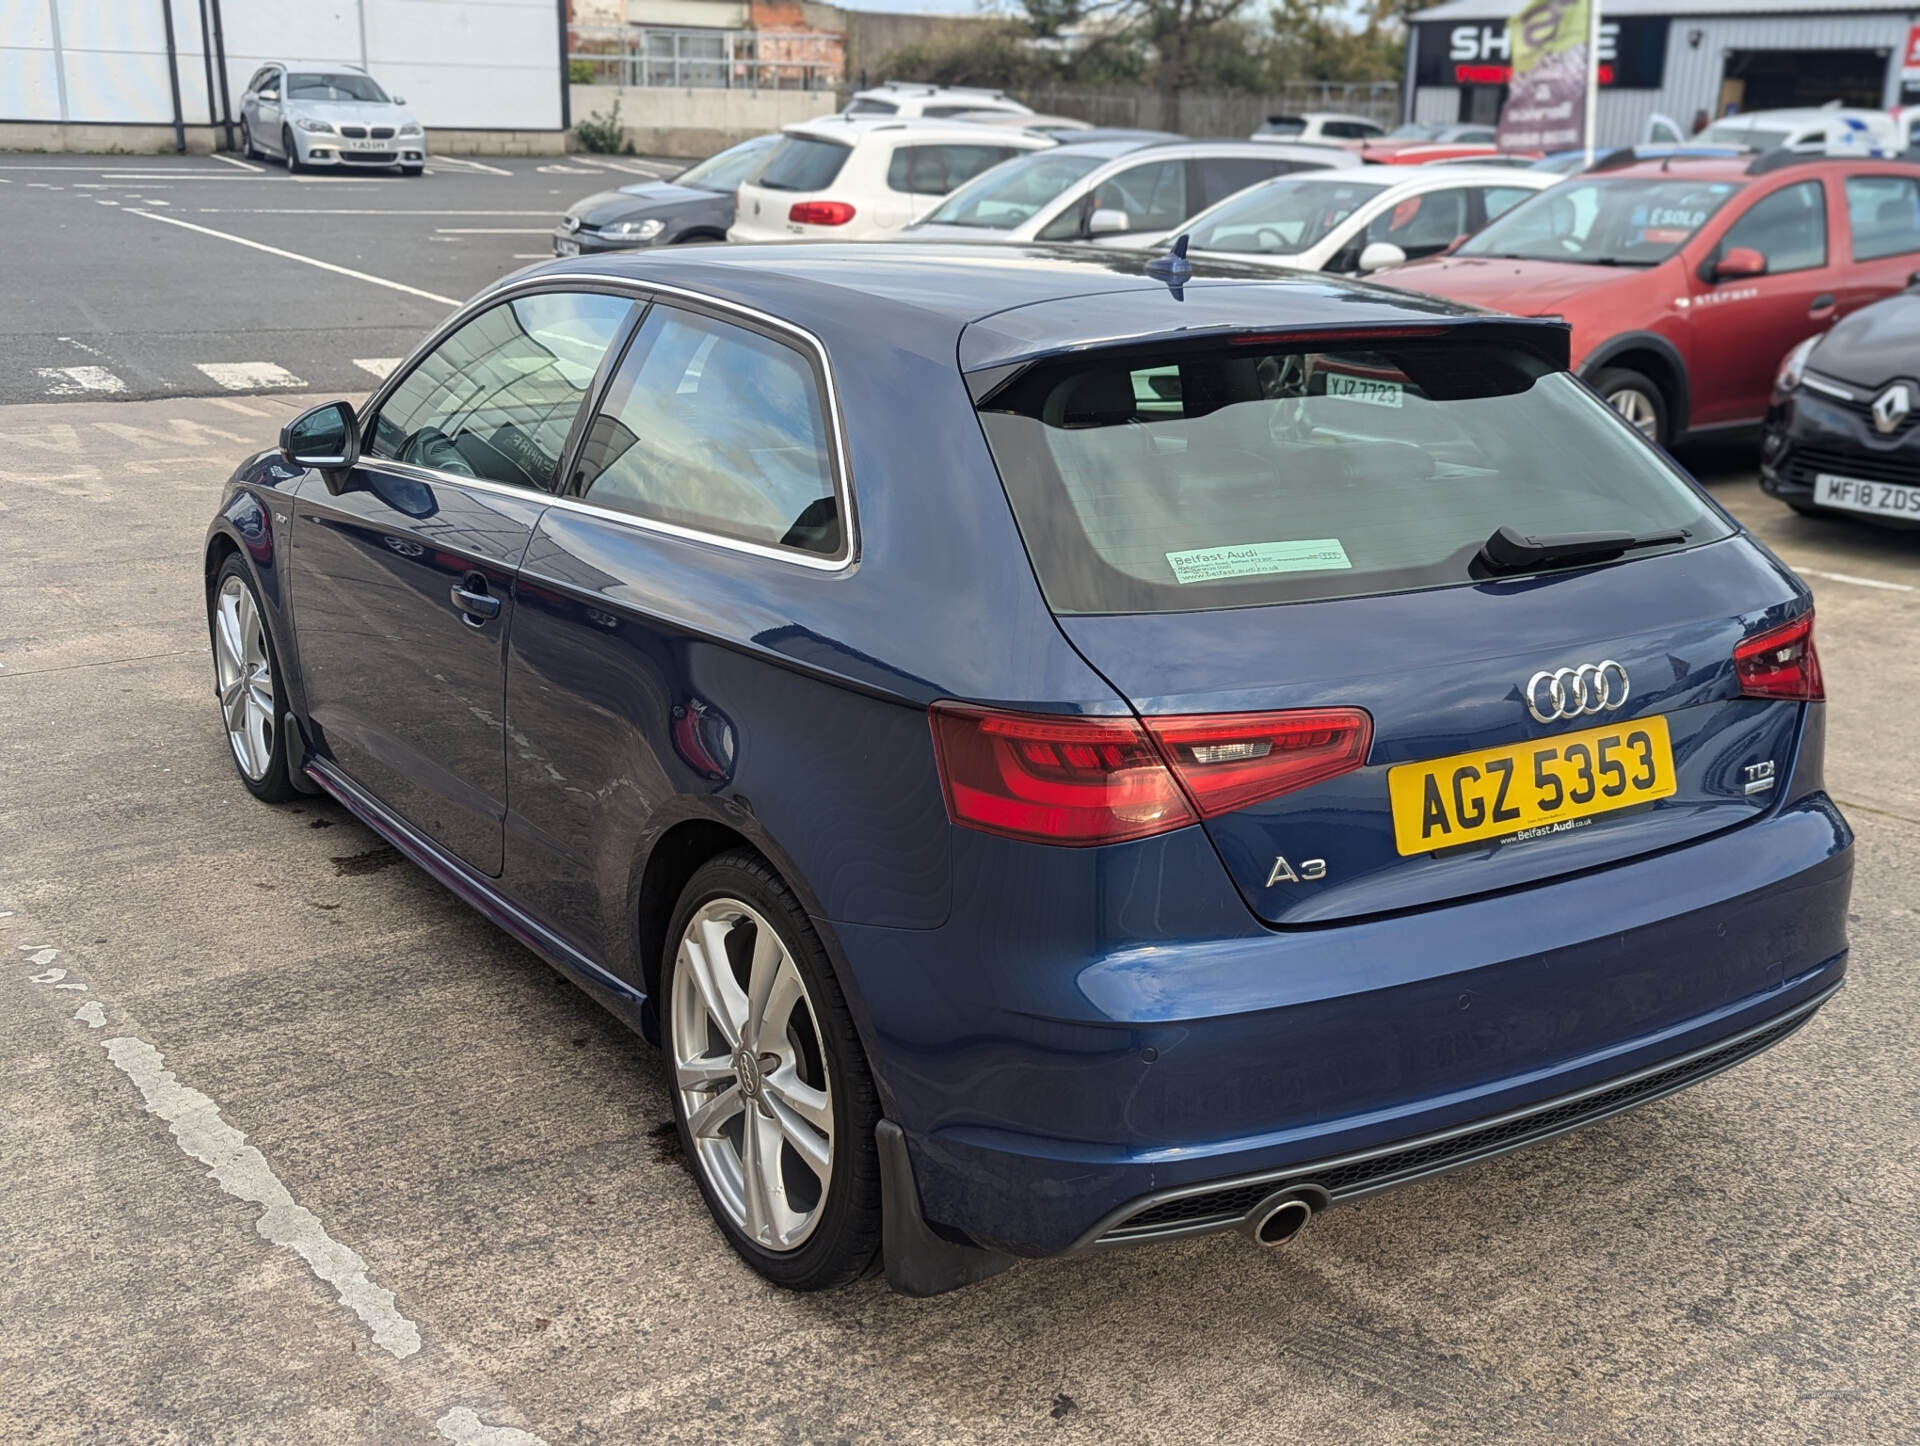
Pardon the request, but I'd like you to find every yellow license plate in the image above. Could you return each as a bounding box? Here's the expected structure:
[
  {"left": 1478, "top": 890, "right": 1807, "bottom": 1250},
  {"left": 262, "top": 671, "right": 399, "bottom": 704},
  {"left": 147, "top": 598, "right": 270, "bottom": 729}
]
[{"left": 1387, "top": 715, "right": 1676, "bottom": 856}]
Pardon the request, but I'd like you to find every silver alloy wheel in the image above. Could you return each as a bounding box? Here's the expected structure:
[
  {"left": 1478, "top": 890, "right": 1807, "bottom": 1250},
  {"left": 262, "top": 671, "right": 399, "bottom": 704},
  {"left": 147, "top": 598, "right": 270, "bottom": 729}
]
[
  {"left": 671, "top": 898, "right": 834, "bottom": 1252},
  {"left": 1609, "top": 386, "right": 1660, "bottom": 438},
  {"left": 213, "top": 575, "right": 276, "bottom": 781}
]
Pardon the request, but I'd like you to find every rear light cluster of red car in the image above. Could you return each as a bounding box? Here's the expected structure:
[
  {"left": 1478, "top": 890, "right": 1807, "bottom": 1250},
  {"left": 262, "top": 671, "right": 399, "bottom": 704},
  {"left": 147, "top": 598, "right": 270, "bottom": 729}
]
[
  {"left": 929, "top": 703, "right": 1373, "bottom": 846},
  {"left": 1734, "top": 611, "right": 1824, "bottom": 701},
  {"left": 788, "top": 201, "right": 855, "bottom": 226}
]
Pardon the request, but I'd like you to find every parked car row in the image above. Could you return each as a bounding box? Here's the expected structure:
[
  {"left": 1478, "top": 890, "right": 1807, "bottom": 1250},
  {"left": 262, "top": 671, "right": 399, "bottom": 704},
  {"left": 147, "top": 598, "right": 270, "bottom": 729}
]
[{"left": 548, "top": 89, "right": 1920, "bottom": 531}]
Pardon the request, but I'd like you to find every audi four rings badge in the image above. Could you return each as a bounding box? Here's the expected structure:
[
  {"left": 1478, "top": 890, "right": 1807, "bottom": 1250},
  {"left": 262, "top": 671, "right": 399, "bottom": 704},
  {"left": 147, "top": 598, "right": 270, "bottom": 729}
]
[{"left": 1524, "top": 661, "right": 1630, "bottom": 723}]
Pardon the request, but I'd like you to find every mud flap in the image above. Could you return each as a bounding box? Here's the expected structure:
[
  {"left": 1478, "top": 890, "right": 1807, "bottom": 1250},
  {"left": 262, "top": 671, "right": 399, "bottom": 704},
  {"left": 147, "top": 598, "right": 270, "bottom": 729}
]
[{"left": 876, "top": 1119, "right": 1014, "bottom": 1297}]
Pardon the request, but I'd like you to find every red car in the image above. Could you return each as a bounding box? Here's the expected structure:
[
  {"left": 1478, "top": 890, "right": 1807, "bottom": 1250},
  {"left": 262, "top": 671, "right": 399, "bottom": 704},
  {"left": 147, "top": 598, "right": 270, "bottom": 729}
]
[
  {"left": 1356, "top": 141, "right": 1517, "bottom": 166},
  {"left": 1386, "top": 152, "right": 1920, "bottom": 446}
]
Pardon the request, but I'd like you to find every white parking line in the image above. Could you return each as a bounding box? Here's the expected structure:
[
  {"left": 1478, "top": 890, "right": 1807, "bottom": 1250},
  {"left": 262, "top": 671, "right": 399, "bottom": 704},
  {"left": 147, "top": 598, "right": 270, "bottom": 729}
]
[
  {"left": 195, "top": 362, "right": 305, "bottom": 391},
  {"left": 209, "top": 153, "right": 264, "bottom": 172},
  {"left": 1801, "top": 567, "right": 1915, "bottom": 593},
  {"left": 194, "top": 209, "right": 560, "bottom": 216},
  {"left": 434, "top": 227, "right": 553, "bottom": 235},
  {"left": 430, "top": 156, "right": 514, "bottom": 176},
  {"left": 353, "top": 357, "right": 401, "bottom": 379},
  {"left": 127, "top": 209, "right": 461, "bottom": 306},
  {"left": 16, "top": 942, "right": 553, "bottom": 1445},
  {"left": 37, "top": 366, "right": 126, "bottom": 396}
]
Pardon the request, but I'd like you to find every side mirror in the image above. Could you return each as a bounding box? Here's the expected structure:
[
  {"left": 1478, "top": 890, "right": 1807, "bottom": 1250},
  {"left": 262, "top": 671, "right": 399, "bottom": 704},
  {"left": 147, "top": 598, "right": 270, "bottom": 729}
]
[
  {"left": 391, "top": 94, "right": 406, "bottom": 105},
  {"left": 280, "top": 400, "right": 359, "bottom": 471},
  {"left": 1908, "top": 268, "right": 1920, "bottom": 288},
  {"left": 1087, "top": 206, "right": 1131, "bottom": 238},
  {"left": 260, "top": 89, "right": 278, "bottom": 102},
  {"left": 1713, "top": 245, "right": 1767, "bottom": 280},
  {"left": 1357, "top": 240, "right": 1408, "bottom": 273}
]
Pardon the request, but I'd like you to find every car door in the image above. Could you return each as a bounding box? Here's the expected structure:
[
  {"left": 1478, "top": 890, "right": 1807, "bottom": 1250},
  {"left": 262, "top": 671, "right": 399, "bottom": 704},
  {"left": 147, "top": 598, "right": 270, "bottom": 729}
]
[
  {"left": 1685, "top": 177, "right": 1837, "bottom": 427},
  {"left": 252, "top": 66, "right": 284, "bottom": 148},
  {"left": 1036, "top": 158, "right": 1187, "bottom": 241},
  {"left": 1836, "top": 171, "right": 1920, "bottom": 313},
  {"left": 1335, "top": 183, "right": 1474, "bottom": 271},
  {"left": 290, "top": 288, "right": 635, "bottom": 875},
  {"left": 502, "top": 299, "right": 849, "bottom": 961}
]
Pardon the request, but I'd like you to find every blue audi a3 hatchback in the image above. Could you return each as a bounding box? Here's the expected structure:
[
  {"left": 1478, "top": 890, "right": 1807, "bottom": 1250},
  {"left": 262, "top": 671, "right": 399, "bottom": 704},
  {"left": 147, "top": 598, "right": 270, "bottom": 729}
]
[{"left": 204, "top": 244, "right": 1851, "bottom": 1295}]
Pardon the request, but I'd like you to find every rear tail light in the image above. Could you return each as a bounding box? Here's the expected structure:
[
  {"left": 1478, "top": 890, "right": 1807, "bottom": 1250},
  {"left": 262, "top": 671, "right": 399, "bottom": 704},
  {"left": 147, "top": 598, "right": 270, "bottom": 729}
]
[
  {"left": 929, "top": 703, "right": 1373, "bottom": 845},
  {"left": 1734, "top": 611, "right": 1823, "bottom": 700},
  {"left": 929, "top": 705, "right": 1195, "bottom": 846},
  {"left": 788, "top": 200, "right": 855, "bottom": 226},
  {"left": 1143, "top": 708, "right": 1374, "bottom": 818}
]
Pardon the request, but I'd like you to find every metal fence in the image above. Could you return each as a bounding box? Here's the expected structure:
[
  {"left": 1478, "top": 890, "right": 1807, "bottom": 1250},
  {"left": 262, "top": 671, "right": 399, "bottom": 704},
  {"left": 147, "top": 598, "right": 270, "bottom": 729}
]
[
  {"left": 1016, "top": 82, "right": 1403, "bottom": 135},
  {"left": 570, "top": 26, "right": 842, "bottom": 91}
]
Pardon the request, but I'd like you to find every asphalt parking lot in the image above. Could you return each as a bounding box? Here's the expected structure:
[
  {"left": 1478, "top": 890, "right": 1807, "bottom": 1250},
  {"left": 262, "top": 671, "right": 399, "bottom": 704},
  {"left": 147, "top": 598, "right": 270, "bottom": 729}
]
[
  {"left": 3, "top": 160, "right": 1920, "bottom": 1445},
  {"left": 0, "top": 151, "right": 676, "bottom": 405}
]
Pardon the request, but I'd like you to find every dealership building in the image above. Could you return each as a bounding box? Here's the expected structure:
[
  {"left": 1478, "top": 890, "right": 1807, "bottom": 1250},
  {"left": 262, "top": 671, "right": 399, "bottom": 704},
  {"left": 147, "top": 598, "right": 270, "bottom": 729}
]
[{"left": 1405, "top": 0, "right": 1920, "bottom": 145}]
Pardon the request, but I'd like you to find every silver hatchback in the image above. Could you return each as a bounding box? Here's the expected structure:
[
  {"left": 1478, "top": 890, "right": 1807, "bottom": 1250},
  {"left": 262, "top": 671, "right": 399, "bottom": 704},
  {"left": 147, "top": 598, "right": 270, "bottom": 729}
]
[{"left": 239, "top": 62, "right": 427, "bottom": 175}]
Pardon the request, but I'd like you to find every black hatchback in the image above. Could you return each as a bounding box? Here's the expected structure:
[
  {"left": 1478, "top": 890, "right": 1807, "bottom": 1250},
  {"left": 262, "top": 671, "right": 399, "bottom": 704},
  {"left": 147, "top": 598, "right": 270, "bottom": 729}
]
[
  {"left": 1762, "top": 285, "right": 1920, "bottom": 530},
  {"left": 554, "top": 134, "right": 778, "bottom": 256}
]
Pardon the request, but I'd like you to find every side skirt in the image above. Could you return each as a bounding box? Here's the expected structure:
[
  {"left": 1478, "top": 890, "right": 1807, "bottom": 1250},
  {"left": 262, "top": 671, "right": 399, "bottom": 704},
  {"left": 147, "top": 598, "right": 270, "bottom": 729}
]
[{"left": 305, "top": 758, "right": 654, "bottom": 1039}]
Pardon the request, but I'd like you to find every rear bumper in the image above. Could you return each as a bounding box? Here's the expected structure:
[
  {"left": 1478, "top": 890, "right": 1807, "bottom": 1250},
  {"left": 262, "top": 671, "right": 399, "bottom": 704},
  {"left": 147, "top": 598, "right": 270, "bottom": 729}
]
[
  {"left": 1073, "top": 980, "right": 1835, "bottom": 1249},
  {"left": 833, "top": 789, "right": 1852, "bottom": 1257}
]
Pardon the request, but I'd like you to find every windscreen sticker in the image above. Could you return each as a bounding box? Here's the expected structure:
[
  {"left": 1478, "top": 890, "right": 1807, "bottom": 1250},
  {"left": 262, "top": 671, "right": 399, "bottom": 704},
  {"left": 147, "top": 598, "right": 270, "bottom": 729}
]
[
  {"left": 1165, "top": 539, "right": 1353, "bottom": 584},
  {"left": 1324, "top": 373, "right": 1404, "bottom": 407}
]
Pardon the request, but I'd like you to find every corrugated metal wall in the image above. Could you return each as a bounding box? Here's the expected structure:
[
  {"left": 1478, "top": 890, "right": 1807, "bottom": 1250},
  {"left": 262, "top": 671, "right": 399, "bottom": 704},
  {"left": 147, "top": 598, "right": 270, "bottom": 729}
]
[
  {"left": 1, "top": 0, "right": 565, "bottom": 129},
  {"left": 1414, "top": 10, "right": 1916, "bottom": 146}
]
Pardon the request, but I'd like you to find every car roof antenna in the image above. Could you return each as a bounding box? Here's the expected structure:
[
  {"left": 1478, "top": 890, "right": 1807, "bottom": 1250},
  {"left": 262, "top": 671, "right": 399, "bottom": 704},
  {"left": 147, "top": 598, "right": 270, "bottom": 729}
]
[{"left": 1145, "top": 233, "right": 1192, "bottom": 299}]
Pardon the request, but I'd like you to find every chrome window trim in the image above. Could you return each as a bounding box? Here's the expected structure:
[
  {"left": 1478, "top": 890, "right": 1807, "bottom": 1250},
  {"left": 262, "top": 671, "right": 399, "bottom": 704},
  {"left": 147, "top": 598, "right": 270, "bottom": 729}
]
[{"left": 355, "top": 270, "right": 860, "bottom": 573}]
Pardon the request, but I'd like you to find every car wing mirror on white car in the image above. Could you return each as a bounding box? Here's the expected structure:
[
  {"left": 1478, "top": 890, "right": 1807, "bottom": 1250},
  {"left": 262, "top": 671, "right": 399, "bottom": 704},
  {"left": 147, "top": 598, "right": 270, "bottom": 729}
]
[
  {"left": 391, "top": 95, "right": 406, "bottom": 105},
  {"left": 1087, "top": 207, "right": 1131, "bottom": 238},
  {"left": 1357, "top": 241, "right": 1407, "bottom": 273}
]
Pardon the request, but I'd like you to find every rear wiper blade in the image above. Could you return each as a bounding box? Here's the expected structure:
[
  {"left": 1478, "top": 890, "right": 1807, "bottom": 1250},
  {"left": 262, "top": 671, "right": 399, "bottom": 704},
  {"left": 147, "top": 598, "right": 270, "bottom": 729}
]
[{"left": 1476, "top": 524, "right": 1689, "bottom": 574}]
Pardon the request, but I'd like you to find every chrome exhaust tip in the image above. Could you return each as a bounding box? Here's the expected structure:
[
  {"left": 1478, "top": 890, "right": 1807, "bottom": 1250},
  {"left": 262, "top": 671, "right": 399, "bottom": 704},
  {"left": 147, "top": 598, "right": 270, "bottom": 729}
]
[{"left": 1245, "top": 1195, "right": 1313, "bottom": 1248}]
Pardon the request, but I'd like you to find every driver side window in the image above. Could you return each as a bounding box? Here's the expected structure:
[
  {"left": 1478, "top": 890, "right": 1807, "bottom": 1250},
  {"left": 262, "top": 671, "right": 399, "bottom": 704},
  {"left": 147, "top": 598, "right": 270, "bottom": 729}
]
[
  {"left": 369, "top": 291, "right": 632, "bottom": 490},
  {"left": 1720, "top": 180, "right": 1827, "bottom": 274}
]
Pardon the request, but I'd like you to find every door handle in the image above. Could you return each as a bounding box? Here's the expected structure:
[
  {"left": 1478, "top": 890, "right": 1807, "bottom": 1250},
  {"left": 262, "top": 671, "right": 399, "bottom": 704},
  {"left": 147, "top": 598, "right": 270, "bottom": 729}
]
[
  {"left": 450, "top": 580, "right": 501, "bottom": 624},
  {"left": 1809, "top": 293, "right": 1836, "bottom": 314}
]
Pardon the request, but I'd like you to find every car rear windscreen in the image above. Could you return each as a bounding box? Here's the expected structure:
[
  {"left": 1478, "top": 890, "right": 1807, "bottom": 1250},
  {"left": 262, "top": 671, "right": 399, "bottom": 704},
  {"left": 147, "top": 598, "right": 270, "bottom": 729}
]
[
  {"left": 974, "top": 337, "right": 1730, "bottom": 614},
  {"left": 756, "top": 136, "right": 851, "bottom": 192}
]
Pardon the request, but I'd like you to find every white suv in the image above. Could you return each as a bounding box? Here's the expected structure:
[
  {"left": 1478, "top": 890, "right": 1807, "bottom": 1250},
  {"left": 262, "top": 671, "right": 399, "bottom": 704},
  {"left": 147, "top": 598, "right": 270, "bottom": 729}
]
[
  {"left": 844, "top": 83, "right": 1031, "bottom": 119},
  {"left": 729, "top": 117, "right": 1054, "bottom": 243}
]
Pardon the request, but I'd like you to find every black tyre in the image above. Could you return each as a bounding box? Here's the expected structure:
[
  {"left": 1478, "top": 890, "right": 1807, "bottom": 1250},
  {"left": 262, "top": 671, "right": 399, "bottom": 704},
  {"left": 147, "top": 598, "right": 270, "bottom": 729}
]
[
  {"left": 1593, "top": 366, "right": 1669, "bottom": 446},
  {"left": 662, "top": 849, "right": 882, "bottom": 1290},
  {"left": 239, "top": 118, "right": 260, "bottom": 160},
  {"left": 282, "top": 125, "right": 304, "bottom": 173},
  {"left": 208, "top": 555, "right": 297, "bottom": 804},
  {"left": 400, "top": 165, "right": 424, "bottom": 177}
]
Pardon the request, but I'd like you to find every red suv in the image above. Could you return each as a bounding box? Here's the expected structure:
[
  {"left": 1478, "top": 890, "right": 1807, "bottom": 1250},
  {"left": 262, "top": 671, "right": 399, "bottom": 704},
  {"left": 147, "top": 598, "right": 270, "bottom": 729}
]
[{"left": 1386, "top": 153, "right": 1920, "bottom": 447}]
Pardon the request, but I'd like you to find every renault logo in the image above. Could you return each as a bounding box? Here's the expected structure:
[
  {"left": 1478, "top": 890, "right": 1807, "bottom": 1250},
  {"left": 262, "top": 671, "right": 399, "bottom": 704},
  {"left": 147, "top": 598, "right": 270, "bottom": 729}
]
[
  {"left": 1524, "top": 661, "right": 1630, "bottom": 723},
  {"left": 1870, "top": 383, "right": 1911, "bottom": 435}
]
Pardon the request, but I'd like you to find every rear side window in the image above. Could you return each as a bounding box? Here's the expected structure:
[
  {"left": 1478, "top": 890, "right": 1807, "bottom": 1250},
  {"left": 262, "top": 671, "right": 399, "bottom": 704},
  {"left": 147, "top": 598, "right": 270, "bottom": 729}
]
[
  {"left": 886, "top": 144, "right": 1019, "bottom": 195},
  {"left": 1192, "top": 156, "right": 1298, "bottom": 210},
  {"left": 576, "top": 306, "right": 841, "bottom": 557},
  {"left": 756, "top": 136, "right": 850, "bottom": 192},
  {"left": 1720, "top": 180, "right": 1826, "bottom": 273},
  {"left": 370, "top": 291, "right": 632, "bottom": 490},
  {"left": 974, "top": 338, "right": 1728, "bottom": 613},
  {"left": 1845, "top": 175, "right": 1920, "bottom": 260},
  {"left": 1260, "top": 117, "right": 1306, "bottom": 138},
  {"left": 845, "top": 98, "right": 896, "bottom": 116},
  {"left": 1324, "top": 120, "right": 1381, "bottom": 140}
]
